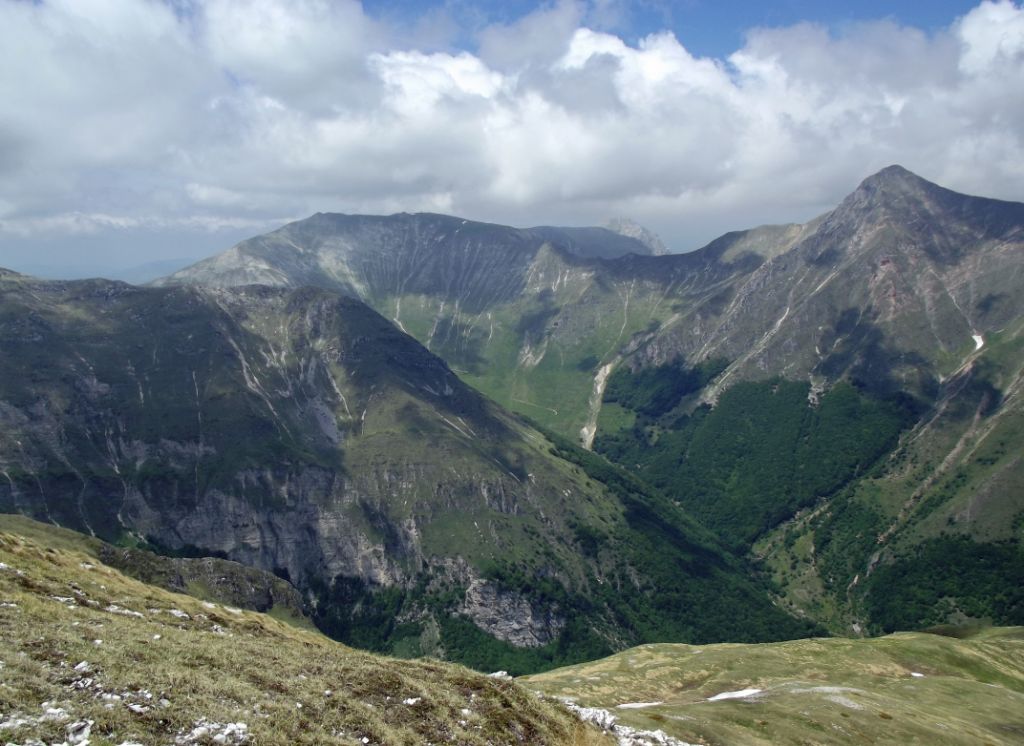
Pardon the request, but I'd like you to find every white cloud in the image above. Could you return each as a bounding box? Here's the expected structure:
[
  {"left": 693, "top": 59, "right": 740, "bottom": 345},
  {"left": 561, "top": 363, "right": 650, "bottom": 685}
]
[
  {"left": 959, "top": 0, "right": 1024, "bottom": 72},
  {"left": 0, "top": 0, "right": 1022, "bottom": 266}
]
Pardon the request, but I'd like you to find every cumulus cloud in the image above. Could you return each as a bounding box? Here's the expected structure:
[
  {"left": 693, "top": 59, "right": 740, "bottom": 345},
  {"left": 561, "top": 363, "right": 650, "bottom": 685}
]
[{"left": 0, "top": 0, "right": 1022, "bottom": 261}]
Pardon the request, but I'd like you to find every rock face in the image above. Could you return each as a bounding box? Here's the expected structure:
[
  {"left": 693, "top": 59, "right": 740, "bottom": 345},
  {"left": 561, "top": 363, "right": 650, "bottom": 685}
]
[
  {"left": 98, "top": 545, "right": 307, "bottom": 618},
  {"left": 461, "top": 578, "right": 565, "bottom": 647}
]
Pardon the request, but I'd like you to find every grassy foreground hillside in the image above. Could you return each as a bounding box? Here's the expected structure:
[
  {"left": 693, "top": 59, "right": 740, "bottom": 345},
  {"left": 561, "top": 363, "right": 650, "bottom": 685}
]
[
  {"left": 0, "top": 520, "right": 606, "bottom": 745},
  {"left": 524, "top": 628, "right": 1024, "bottom": 745}
]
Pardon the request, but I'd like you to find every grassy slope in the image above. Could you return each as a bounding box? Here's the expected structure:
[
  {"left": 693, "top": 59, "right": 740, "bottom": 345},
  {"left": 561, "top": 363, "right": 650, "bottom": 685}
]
[
  {"left": 525, "top": 628, "right": 1024, "bottom": 746},
  {"left": 0, "top": 523, "right": 608, "bottom": 746},
  {"left": 0, "top": 514, "right": 311, "bottom": 629}
]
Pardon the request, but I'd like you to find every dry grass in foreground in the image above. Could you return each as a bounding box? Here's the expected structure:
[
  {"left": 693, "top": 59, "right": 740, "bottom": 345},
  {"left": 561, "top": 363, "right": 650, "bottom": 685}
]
[{"left": 0, "top": 527, "right": 609, "bottom": 745}]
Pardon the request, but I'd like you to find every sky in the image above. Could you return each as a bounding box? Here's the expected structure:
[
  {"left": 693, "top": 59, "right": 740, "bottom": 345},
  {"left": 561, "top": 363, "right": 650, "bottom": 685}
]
[{"left": 0, "top": 0, "right": 1022, "bottom": 279}]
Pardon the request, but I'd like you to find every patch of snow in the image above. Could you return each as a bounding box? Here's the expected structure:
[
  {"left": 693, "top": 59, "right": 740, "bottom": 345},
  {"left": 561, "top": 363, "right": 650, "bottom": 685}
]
[
  {"left": 911, "top": 672, "right": 924, "bottom": 678},
  {"left": 618, "top": 702, "right": 663, "bottom": 709},
  {"left": 707, "top": 688, "right": 762, "bottom": 702},
  {"left": 790, "top": 686, "right": 862, "bottom": 695},
  {"left": 827, "top": 695, "right": 863, "bottom": 710},
  {"left": 972, "top": 334, "right": 984, "bottom": 351}
]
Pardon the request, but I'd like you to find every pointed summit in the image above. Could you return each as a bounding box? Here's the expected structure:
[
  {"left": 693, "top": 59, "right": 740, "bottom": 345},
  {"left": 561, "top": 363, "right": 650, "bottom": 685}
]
[
  {"left": 836, "top": 164, "right": 1023, "bottom": 240},
  {"left": 860, "top": 163, "right": 924, "bottom": 186},
  {"left": 849, "top": 164, "right": 938, "bottom": 203}
]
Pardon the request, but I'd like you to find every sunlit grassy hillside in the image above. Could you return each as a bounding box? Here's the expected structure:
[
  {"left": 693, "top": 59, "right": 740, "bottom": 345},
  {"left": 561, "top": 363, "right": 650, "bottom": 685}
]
[
  {"left": 0, "top": 520, "right": 607, "bottom": 746},
  {"left": 525, "top": 628, "right": 1024, "bottom": 745}
]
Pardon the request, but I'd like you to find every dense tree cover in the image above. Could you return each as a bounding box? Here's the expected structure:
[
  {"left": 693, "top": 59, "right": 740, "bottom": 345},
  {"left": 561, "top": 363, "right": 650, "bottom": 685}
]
[
  {"left": 438, "top": 612, "right": 614, "bottom": 677},
  {"left": 596, "top": 376, "right": 917, "bottom": 549},
  {"left": 864, "top": 537, "right": 1024, "bottom": 632},
  {"left": 812, "top": 493, "right": 885, "bottom": 593},
  {"left": 542, "top": 429, "right": 822, "bottom": 646},
  {"left": 603, "top": 358, "right": 728, "bottom": 417}
]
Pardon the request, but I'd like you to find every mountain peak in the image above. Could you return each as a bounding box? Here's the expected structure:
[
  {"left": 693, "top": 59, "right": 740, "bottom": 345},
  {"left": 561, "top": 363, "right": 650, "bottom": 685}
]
[
  {"left": 833, "top": 164, "right": 949, "bottom": 218},
  {"left": 855, "top": 164, "right": 933, "bottom": 193}
]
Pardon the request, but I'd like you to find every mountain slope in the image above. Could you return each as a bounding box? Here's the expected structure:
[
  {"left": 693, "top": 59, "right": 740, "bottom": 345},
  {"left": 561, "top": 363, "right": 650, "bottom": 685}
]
[
  {"left": 0, "top": 269, "right": 814, "bottom": 672},
  {"left": 633, "top": 165, "right": 1024, "bottom": 399},
  {"left": 0, "top": 520, "right": 604, "bottom": 746},
  {"left": 156, "top": 212, "right": 758, "bottom": 441},
  {"left": 158, "top": 167, "right": 1023, "bottom": 445},
  {"left": 153, "top": 167, "right": 1024, "bottom": 638},
  {"left": 592, "top": 167, "right": 1024, "bottom": 630}
]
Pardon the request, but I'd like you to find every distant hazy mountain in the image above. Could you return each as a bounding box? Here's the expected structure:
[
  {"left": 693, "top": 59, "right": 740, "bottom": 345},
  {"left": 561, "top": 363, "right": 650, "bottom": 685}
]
[{"left": 603, "top": 217, "right": 670, "bottom": 255}]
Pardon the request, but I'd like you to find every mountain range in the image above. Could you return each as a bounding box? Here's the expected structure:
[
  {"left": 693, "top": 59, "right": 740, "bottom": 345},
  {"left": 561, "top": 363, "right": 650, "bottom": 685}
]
[
  {"left": 0, "top": 267, "right": 811, "bottom": 674},
  {"left": 2, "top": 165, "right": 1022, "bottom": 672}
]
